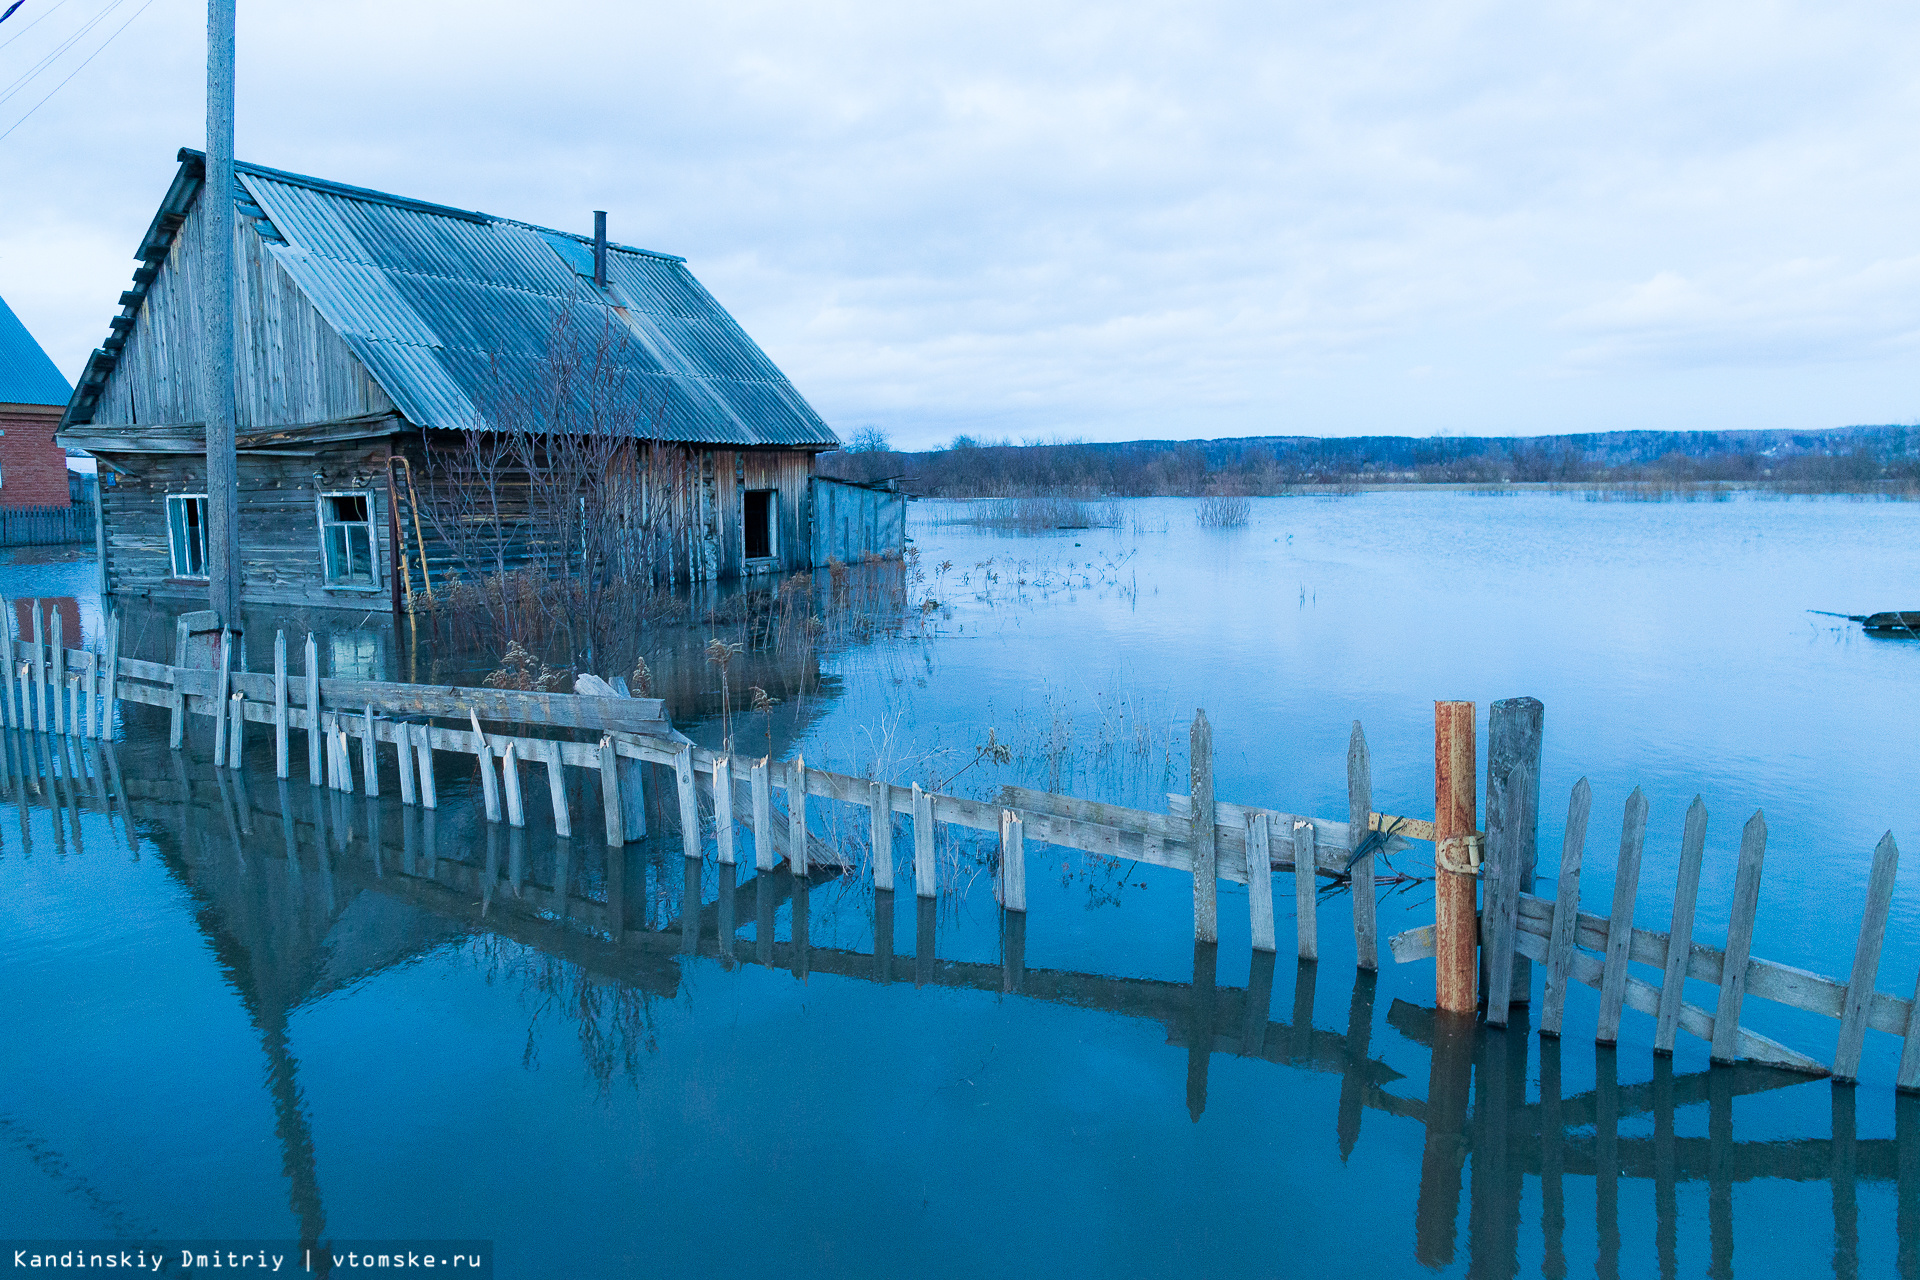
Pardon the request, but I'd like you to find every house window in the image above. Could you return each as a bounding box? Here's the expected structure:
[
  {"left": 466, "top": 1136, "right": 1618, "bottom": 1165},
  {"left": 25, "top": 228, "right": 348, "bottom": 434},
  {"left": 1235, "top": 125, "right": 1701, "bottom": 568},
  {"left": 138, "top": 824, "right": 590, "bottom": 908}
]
[
  {"left": 318, "top": 492, "right": 378, "bottom": 587},
  {"left": 167, "top": 494, "right": 209, "bottom": 578},
  {"left": 744, "top": 488, "right": 777, "bottom": 560}
]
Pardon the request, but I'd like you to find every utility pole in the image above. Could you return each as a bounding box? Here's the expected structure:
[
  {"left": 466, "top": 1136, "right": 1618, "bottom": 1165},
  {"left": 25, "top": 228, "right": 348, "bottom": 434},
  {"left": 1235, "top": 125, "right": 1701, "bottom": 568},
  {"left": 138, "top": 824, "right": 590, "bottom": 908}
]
[{"left": 204, "top": 0, "right": 242, "bottom": 625}]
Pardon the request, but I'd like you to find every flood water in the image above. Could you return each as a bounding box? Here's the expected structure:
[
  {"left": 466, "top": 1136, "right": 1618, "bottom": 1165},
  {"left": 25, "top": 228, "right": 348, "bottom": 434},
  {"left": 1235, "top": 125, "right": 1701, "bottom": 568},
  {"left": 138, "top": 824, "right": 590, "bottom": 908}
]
[{"left": 4, "top": 493, "right": 1919, "bottom": 1277}]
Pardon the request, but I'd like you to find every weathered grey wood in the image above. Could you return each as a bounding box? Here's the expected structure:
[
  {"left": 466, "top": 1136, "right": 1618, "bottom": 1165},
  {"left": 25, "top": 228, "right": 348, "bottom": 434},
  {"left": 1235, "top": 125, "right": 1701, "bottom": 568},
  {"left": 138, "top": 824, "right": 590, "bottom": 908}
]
[
  {"left": 412, "top": 722, "right": 437, "bottom": 809},
  {"left": 870, "top": 779, "right": 893, "bottom": 890},
  {"left": 500, "top": 742, "right": 525, "bottom": 827},
  {"left": 82, "top": 651, "right": 100, "bottom": 739},
  {"left": 1490, "top": 699, "right": 1544, "bottom": 1002},
  {"left": 676, "top": 746, "right": 702, "bottom": 861},
  {"left": 333, "top": 721, "right": 355, "bottom": 794},
  {"left": 1898, "top": 969, "right": 1920, "bottom": 1093},
  {"left": 1246, "top": 811, "right": 1276, "bottom": 953},
  {"left": 1835, "top": 832, "right": 1899, "bottom": 1082},
  {"left": 213, "top": 629, "right": 233, "bottom": 765},
  {"left": 272, "top": 631, "right": 289, "bottom": 778},
  {"left": 471, "top": 709, "right": 501, "bottom": 822},
  {"left": 999, "top": 810, "right": 1026, "bottom": 912},
  {"left": 713, "top": 756, "right": 734, "bottom": 865},
  {"left": 1597, "top": 787, "right": 1648, "bottom": 1044},
  {"left": 1541, "top": 777, "right": 1593, "bottom": 1037},
  {"left": 0, "top": 600, "right": 13, "bottom": 732},
  {"left": 304, "top": 634, "right": 321, "bottom": 786},
  {"left": 913, "top": 781, "right": 935, "bottom": 897},
  {"left": 394, "top": 715, "right": 418, "bottom": 805},
  {"left": 542, "top": 739, "right": 568, "bottom": 837},
  {"left": 1509, "top": 914, "right": 1828, "bottom": 1075},
  {"left": 227, "top": 692, "right": 245, "bottom": 769},
  {"left": 789, "top": 755, "right": 809, "bottom": 875},
  {"left": 1191, "top": 709, "right": 1217, "bottom": 944},
  {"left": 615, "top": 750, "right": 647, "bottom": 842},
  {"left": 1348, "top": 721, "right": 1377, "bottom": 969},
  {"left": 47, "top": 607, "right": 63, "bottom": 735},
  {"left": 30, "top": 602, "right": 46, "bottom": 733},
  {"left": 359, "top": 706, "right": 377, "bottom": 797},
  {"left": 1294, "top": 818, "right": 1318, "bottom": 961},
  {"left": 752, "top": 758, "right": 774, "bottom": 871},
  {"left": 318, "top": 679, "right": 667, "bottom": 737},
  {"left": 598, "top": 737, "right": 623, "bottom": 847},
  {"left": 1712, "top": 810, "right": 1769, "bottom": 1063},
  {"left": 1655, "top": 797, "right": 1709, "bottom": 1055},
  {"left": 101, "top": 613, "right": 118, "bottom": 740}
]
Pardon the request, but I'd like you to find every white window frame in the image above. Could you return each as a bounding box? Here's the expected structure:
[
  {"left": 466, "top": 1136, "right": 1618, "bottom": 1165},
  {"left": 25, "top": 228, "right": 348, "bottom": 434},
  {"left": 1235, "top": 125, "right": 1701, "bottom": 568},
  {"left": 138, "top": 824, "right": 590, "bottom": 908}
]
[
  {"left": 743, "top": 487, "right": 779, "bottom": 563},
  {"left": 316, "top": 490, "right": 380, "bottom": 590},
  {"left": 167, "top": 493, "right": 209, "bottom": 579}
]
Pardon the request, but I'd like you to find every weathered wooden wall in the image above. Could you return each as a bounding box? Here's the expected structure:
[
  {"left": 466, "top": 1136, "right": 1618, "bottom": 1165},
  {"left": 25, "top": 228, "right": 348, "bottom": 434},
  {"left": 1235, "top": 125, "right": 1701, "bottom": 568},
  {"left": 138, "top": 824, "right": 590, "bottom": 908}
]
[
  {"left": 811, "top": 477, "right": 905, "bottom": 564},
  {"left": 740, "top": 449, "right": 813, "bottom": 575},
  {"left": 87, "top": 188, "right": 394, "bottom": 431},
  {"left": 100, "top": 441, "right": 396, "bottom": 608}
]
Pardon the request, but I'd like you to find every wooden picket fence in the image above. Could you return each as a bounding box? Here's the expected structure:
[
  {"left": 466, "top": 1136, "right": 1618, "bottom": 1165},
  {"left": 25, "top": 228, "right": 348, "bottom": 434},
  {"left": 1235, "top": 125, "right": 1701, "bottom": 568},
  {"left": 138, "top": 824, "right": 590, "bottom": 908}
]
[{"left": 11, "top": 600, "right": 1915, "bottom": 1088}]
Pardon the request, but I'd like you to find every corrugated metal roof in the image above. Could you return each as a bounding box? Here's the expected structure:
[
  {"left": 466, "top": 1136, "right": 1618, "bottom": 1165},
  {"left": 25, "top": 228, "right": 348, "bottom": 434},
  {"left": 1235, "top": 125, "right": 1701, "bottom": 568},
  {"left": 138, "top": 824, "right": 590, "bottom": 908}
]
[
  {"left": 0, "top": 293, "right": 73, "bottom": 407},
  {"left": 229, "top": 159, "right": 838, "bottom": 448}
]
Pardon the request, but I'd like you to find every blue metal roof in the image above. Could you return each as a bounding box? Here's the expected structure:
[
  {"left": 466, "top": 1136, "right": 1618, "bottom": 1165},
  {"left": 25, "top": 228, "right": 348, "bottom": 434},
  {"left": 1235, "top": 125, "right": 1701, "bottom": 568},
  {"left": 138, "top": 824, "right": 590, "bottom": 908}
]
[
  {"left": 67, "top": 152, "right": 839, "bottom": 449},
  {"left": 0, "top": 293, "right": 72, "bottom": 407}
]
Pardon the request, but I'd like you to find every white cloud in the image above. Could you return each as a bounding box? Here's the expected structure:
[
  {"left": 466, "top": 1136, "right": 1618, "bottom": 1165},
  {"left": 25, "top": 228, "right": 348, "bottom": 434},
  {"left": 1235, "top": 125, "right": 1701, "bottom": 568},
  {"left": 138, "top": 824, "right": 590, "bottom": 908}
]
[{"left": 1, "top": 1, "right": 1917, "bottom": 446}]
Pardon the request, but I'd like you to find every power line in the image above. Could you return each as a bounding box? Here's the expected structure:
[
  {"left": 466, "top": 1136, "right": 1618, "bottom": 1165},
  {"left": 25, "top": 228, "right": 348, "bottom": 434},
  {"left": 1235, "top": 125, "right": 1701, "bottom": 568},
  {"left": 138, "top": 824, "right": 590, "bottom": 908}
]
[
  {"left": 0, "top": 1, "right": 78, "bottom": 55},
  {"left": 0, "top": 0, "right": 156, "bottom": 143},
  {"left": 0, "top": 0, "right": 131, "bottom": 107}
]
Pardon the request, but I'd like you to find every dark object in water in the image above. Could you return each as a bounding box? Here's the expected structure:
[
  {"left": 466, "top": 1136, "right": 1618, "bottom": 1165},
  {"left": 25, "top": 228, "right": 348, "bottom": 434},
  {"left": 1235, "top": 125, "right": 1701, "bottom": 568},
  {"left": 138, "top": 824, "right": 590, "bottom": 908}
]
[{"left": 1810, "top": 609, "right": 1920, "bottom": 633}]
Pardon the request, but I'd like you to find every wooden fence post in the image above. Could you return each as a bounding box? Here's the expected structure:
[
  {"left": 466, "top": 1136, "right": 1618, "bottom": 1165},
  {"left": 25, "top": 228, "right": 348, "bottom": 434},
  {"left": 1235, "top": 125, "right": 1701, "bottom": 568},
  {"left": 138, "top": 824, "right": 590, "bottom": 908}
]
[
  {"left": 395, "top": 718, "right": 418, "bottom": 806},
  {"left": 359, "top": 707, "right": 377, "bottom": 796},
  {"left": 789, "top": 755, "right": 808, "bottom": 875},
  {"left": 597, "top": 736, "right": 623, "bottom": 846},
  {"left": 1434, "top": 700, "right": 1478, "bottom": 1014},
  {"left": 1486, "top": 698, "right": 1541, "bottom": 1011},
  {"left": 1834, "top": 832, "right": 1899, "bottom": 1082},
  {"left": 998, "top": 809, "right": 1025, "bottom": 912},
  {"left": 31, "top": 601, "right": 46, "bottom": 733},
  {"left": 1294, "top": 818, "right": 1318, "bottom": 961},
  {"left": 1191, "top": 709, "right": 1217, "bottom": 944},
  {"left": 714, "top": 756, "right": 734, "bottom": 865},
  {"left": 752, "top": 757, "right": 773, "bottom": 871},
  {"left": 304, "top": 633, "right": 321, "bottom": 786},
  {"left": 412, "top": 722, "right": 437, "bottom": 809},
  {"left": 1654, "top": 797, "right": 1709, "bottom": 1055},
  {"left": 213, "top": 629, "right": 232, "bottom": 765},
  {"left": 500, "top": 742, "right": 524, "bottom": 827},
  {"left": 1246, "top": 811, "right": 1276, "bottom": 953},
  {"left": 1348, "top": 722, "right": 1377, "bottom": 969},
  {"left": 677, "top": 746, "right": 702, "bottom": 861},
  {"left": 913, "top": 781, "right": 935, "bottom": 897},
  {"left": 48, "top": 606, "right": 64, "bottom": 735},
  {"left": 227, "top": 692, "right": 244, "bottom": 769},
  {"left": 470, "top": 710, "right": 500, "bottom": 822},
  {"left": 870, "top": 779, "right": 894, "bottom": 890},
  {"left": 272, "top": 631, "right": 289, "bottom": 778},
  {"left": 1540, "top": 778, "right": 1591, "bottom": 1036},
  {"left": 1595, "top": 788, "right": 1648, "bottom": 1044},
  {"left": 1710, "top": 811, "right": 1768, "bottom": 1064},
  {"left": 542, "top": 739, "right": 567, "bottom": 836}
]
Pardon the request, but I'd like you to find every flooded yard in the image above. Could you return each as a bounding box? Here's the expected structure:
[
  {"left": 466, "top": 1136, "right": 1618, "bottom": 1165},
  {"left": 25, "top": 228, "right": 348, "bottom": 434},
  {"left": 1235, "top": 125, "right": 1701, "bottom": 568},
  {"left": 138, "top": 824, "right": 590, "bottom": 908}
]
[{"left": 4, "top": 493, "right": 1919, "bottom": 1277}]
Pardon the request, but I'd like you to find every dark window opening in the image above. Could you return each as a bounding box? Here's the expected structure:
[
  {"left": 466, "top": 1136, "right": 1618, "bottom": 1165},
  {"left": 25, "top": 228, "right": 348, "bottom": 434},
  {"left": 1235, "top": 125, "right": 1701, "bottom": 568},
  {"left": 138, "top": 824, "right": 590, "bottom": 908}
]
[{"left": 744, "top": 489, "right": 775, "bottom": 560}]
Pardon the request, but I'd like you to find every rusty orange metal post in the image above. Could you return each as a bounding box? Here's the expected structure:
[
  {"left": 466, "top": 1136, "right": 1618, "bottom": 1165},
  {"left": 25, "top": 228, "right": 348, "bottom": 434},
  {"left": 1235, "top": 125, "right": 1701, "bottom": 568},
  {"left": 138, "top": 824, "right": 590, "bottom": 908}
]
[{"left": 1434, "top": 701, "right": 1479, "bottom": 1014}]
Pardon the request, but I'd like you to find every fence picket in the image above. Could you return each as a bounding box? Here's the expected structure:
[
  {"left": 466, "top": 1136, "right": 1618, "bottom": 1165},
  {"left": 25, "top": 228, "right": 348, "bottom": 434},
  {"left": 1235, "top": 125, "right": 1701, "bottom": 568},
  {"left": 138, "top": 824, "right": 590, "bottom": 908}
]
[
  {"left": 1541, "top": 778, "right": 1593, "bottom": 1037},
  {"left": 1834, "top": 832, "right": 1899, "bottom": 1082},
  {"left": 1655, "top": 797, "right": 1709, "bottom": 1055},
  {"left": 870, "top": 779, "right": 893, "bottom": 890},
  {"left": 1294, "top": 818, "right": 1318, "bottom": 961},
  {"left": 1348, "top": 722, "right": 1377, "bottom": 970},
  {"left": 789, "top": 756, "right": 808, "bottom": 875},
  {"left": 752, "top": 759, "right": 773, "bottom": 871},
  {"left": 304, "top": 635, "right": 321, "bottom": 786},
  {"left": 714, "top": 757, "right": 735, "bottom": 865},
  {"left": 272, "top": 632, "right": 289, "bottom": 778},
  {"left": 913, "top": 782, "right": 935, "bottom": 896},
  {"left": 678, "top": 747, "right": 702, "bottom": 861},
  {"left": 1711, "top": 811, "right": 1769, "bottom": 1063},
  {"left": 1246, "top": 811, "right": 1276, "bottom": 953},
  {"left": 1597, "top": 787, "right": 1649, "bottom": 1044},
  {"left": 1191, "top": 710, "right": 1217, "bottom": 944}
]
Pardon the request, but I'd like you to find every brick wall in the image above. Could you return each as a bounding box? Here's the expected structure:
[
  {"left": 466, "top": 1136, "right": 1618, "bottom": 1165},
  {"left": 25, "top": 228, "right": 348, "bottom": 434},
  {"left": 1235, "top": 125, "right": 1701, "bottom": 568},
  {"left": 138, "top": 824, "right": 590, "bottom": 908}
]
[{"left": 0, "top": 403, "right": 72, "bottom": 507}]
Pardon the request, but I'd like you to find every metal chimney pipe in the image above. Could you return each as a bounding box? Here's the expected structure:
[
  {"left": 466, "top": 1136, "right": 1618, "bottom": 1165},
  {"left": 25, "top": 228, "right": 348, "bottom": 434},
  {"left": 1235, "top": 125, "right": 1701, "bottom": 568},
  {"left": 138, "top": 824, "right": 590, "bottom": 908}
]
[{"left": 593, "top": 211, "right": 607, "bottom": 287}]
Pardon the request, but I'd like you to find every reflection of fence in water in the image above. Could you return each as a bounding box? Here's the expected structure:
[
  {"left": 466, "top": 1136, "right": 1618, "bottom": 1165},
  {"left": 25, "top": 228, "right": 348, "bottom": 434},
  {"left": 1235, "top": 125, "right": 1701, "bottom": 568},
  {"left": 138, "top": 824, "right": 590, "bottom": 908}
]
[{"left": 11, "top": 734, "right": 1919, "bottom": 1279}]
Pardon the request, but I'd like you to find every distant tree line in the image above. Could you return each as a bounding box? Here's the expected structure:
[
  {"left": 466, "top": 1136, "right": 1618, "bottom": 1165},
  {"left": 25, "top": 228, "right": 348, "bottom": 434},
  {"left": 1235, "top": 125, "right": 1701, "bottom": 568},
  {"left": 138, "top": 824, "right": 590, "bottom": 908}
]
[{"left": 818, "top": 425, "right": 1920, "bottom": 497}]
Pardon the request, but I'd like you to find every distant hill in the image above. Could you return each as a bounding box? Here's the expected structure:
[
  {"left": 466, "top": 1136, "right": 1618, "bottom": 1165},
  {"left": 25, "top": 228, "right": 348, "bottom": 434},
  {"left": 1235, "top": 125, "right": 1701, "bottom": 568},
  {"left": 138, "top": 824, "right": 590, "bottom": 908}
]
[{"left": 820, "top": 424, "right": 1920, "bottom": 496}]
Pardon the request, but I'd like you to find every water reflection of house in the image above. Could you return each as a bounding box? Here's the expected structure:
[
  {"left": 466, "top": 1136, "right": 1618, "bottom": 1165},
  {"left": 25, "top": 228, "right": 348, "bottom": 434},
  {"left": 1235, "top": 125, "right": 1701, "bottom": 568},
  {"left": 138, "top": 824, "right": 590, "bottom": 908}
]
[{"left": 57, "top": 150, "right": 904, "bottom": 613}]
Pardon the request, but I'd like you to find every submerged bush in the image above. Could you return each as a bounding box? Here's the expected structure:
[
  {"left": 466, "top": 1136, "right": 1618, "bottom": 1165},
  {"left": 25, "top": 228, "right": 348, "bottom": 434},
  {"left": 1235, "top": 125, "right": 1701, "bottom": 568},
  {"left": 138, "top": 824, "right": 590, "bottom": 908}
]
[{"left": 1195, "top": 494, "right": 1251, "bottom": 528}]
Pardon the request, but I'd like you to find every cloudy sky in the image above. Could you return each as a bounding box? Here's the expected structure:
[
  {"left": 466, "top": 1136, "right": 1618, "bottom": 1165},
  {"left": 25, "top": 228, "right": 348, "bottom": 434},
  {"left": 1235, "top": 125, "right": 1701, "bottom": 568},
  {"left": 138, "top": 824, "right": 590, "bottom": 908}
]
[{"left": 0, "top": 1, "right": 1915, "bottom": 449}]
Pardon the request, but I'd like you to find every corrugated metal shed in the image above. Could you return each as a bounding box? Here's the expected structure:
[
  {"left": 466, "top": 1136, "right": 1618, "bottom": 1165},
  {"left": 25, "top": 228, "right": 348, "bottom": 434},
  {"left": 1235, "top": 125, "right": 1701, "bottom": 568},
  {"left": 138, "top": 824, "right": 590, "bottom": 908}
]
[
  {"left": 0, "top": 294, "right": 73, "bottom": 407},
  {"left": 68, "top": 152, "right": 839, "bottom": 449}
]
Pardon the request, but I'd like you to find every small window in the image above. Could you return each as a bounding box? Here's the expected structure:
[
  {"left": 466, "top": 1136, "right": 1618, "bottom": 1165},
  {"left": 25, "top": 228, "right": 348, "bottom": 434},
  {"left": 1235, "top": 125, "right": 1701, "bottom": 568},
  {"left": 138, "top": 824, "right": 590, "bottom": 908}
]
[
  {"left": 167, "top": 494, "right": 209, "bottom": 578},
  {"left": 744, "top": 489, "right": 776, "bottom": 560},
  {"left": 317, "top": 491, "right": 378, "bottom": 588}
]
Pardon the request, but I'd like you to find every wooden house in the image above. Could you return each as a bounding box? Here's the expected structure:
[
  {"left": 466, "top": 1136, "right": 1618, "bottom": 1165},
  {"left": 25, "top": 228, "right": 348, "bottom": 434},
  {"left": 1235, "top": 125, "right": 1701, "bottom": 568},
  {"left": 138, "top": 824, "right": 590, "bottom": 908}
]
[
  {"left": 0, "top": 292, "right": 77, "bottom": 508},
  {"left": 58, "top": 149, "right": 903, "bottom": 611}
]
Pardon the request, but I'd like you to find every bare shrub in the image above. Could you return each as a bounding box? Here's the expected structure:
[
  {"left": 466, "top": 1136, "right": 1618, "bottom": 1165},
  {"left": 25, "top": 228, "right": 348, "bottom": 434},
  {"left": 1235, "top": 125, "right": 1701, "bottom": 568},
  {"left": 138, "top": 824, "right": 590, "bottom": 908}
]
[{"left": 1195, "top": 494, "right": 1251, "bottom": 528}]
